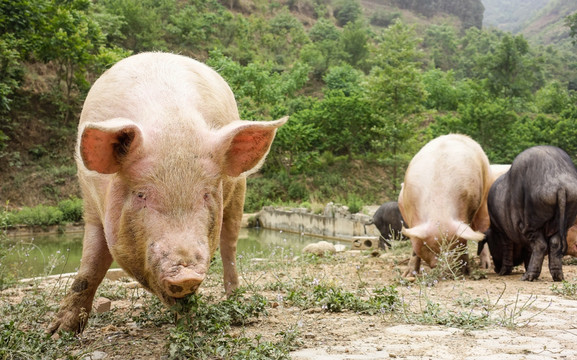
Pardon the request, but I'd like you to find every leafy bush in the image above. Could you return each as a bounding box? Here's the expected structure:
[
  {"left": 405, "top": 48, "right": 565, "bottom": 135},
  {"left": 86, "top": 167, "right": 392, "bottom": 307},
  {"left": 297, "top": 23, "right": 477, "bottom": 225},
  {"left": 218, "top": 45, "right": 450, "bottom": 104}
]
[
  {"left": 346, "top": 194, "right": 363, "bottom": 214},
  {"left": 12, "top": 205, "right": 63, "bottom": 227},
  {"left": 370, "top": 10, "right": 401, "bottom": 27},
  {"left": 57, "top": 197, "right": 83, "bottom": 223}
]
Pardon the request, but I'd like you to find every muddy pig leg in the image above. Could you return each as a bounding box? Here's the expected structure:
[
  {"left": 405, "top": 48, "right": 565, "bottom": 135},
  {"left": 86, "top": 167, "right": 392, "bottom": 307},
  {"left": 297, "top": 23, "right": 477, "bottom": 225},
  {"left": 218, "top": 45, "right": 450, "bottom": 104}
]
[
  {"left": 48, "top": 223, "right": 113, "bottom": 335},
  {"left": 522, "top": 232, "right": 547, "bottom": 281},
  {"left": 499, "top": 238, "right": 515, "bottom": 276},
  {"left": 403, "top": 251, "right": 422, "bottom": 278},
  {"left": 548, "top": 233, "right": 564, "bottom": 281}
]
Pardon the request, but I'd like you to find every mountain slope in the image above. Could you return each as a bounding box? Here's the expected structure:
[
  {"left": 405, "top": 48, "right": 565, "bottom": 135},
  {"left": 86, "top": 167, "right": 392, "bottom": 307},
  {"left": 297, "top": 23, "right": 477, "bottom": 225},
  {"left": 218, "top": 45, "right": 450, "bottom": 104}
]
[
  {"left": 519, "top": 0, "right": 577, "bottom": 44},
  {"left": 391, "top": 0, "right": 484, "bottom": 29},
  {"left": 482, "top": 0, "right": 548, "bottom": 32},
  {"left": 482, "top": 0, "right": 577, "bottom": 45}
]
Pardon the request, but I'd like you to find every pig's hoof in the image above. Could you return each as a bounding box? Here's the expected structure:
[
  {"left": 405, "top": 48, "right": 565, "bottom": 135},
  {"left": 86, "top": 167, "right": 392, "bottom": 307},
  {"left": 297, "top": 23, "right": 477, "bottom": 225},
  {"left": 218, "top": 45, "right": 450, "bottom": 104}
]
[
  {"left": 47, "top": 307, "right": 89, "bottom": 336},
  {"left": 498, "top": 266, "right": 512, "bottom": 276},
  {"left": 521, "top": 272, "right": 538, "bottom": 281},
  {"left": 551, "top": 272, "right": 564, "bottom": 282}
]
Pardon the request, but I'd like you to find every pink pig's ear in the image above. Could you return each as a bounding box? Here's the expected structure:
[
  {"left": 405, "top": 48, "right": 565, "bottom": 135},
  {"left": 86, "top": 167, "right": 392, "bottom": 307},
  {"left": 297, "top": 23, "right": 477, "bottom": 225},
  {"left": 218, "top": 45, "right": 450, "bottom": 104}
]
[
  {"left": 217, "top": 116, "right": 288, "bottom": 177},
  {"left": 79, "top": 118, "right": 144, "bottom": 174}
]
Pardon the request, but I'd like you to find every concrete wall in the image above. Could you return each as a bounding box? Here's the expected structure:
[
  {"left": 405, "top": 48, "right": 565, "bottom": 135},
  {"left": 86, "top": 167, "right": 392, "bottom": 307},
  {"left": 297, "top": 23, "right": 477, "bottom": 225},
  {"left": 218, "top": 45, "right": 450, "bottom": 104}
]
[{"left": 257, "top": 204, "right": 380, "bottom": 241}]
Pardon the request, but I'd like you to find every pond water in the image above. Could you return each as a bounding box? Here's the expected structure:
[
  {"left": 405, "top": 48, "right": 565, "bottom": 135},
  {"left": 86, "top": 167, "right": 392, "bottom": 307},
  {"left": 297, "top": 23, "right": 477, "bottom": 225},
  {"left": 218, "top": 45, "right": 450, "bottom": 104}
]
[{"left": 2, "top": 228, "right": 348, "bottom": 279}]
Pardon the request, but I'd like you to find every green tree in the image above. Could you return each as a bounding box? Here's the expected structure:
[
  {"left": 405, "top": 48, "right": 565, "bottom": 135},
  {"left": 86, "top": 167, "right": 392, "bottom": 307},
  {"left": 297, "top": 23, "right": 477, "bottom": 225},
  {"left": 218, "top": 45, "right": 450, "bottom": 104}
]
[
  {"left": 260, "top": 8, "right": 309, "bottom": 64},
  {"left": 323, "top": 64, "right": 364, "bottom": 96},
  {"left": 486, "top": 34, "right": 543, "bottom": 100},
  {"left": 340, "top": 20, "right": 370, "bottom": 69},
  {"left": 422, "top": 69, "right": 459, "bottom": 111},
  {"left": 97, "top": 0, "right": 170, "bottom": 52},
  {"left": 535, "top": 81, "right": 571, "bottom": 114},
  {"left": 366, "top": 21, "right": 427, "bottom": 196},
  {"left": 270, "top": 111, "right": 320, "bottom": 174},
  {"left": 166, "top": 1, "right": 231, "bottom": 54},
  {"left": 0, "top": 0, "right": 48, "bottom": 112},
  {"left": 456, "top": 27, "right": 500, "bottom": 80},
  {"left": 424, "top": 24, "right": 458, "bottom": 71},
  {"left": 207, "top": 50, "right": 309, "bottom": 118},
  {"left": 300, "top": 18, "right": 345, "bottom": 79},
  {"left": 37, "top": 0, "right": 127, "bottom": 122},
  {"left": 334, "top": 0, "right": 362, "bottom": 27},
  {"left": 306, "top": 90, "right": 374, "bottom": 157},
  {"left": 566, "top": 12, "right": 577, "bottom": 45},
  {"left": 0, "top": 35, "right": 23, "bottom": 113},
  {"left": 431, "top": 99, "right": 518, "bottom": 163}
]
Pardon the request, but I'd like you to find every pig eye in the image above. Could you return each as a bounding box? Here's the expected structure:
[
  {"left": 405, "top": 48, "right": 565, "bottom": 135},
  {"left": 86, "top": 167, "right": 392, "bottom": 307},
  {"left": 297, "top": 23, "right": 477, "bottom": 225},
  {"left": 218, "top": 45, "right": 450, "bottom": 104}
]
[
  {"left": 136, "top": 192, "right": 146, "bottom": 200},
  {"left": 203, "top": 193, "right": 210, "bottom": 202}
]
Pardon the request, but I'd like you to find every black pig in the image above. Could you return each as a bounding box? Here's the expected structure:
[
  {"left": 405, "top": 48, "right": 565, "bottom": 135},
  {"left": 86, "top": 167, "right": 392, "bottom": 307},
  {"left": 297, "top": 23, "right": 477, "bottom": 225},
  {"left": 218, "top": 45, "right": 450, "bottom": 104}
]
[
  {"left": 484, "top": 146, "right": 577, "bottom": 281},
  {"left": 366, "top": 201, "right": 406, "bottom": 249}
]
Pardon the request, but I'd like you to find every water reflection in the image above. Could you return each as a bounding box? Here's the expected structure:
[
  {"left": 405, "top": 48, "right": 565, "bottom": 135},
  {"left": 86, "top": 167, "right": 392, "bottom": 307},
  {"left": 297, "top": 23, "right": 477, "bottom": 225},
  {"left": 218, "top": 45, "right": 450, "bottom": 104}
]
[{"left": 3, "top": 228, "right": 348, "bottom": 279}]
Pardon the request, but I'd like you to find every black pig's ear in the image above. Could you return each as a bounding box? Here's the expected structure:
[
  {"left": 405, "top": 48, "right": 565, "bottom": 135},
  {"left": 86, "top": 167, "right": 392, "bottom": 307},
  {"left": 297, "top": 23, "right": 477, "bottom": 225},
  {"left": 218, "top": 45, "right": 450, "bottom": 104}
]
[
  {"left": 79, "top": 118, "right": 144, "bottom": 174},
  {"left": 216, "top": 117, "right": 288, "bottom": 177}
]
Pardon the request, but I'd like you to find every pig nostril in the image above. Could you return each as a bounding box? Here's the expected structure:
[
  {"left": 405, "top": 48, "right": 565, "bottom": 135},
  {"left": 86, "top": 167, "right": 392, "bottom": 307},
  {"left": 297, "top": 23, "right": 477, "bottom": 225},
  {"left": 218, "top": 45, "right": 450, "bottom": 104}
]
[{"left": 169, "top": 284, "right": 184, "bottom": 294}]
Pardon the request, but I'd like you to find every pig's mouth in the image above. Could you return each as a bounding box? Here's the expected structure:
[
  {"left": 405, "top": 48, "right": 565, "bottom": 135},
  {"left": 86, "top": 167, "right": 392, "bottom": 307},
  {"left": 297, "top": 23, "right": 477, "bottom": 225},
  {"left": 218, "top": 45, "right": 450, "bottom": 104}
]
[
  {"left": 158, "top": 266, "right": 206, "bottom": 302},
  {"left": 160, "top": 287, "right": 200, "bottom": 306}
]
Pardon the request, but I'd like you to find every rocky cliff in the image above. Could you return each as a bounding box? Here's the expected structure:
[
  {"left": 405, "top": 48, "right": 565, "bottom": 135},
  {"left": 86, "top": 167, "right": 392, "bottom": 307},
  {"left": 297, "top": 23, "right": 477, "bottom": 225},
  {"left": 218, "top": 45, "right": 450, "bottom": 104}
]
[{"left": 392, "top": 0, "right": 484, "bottom": 29}]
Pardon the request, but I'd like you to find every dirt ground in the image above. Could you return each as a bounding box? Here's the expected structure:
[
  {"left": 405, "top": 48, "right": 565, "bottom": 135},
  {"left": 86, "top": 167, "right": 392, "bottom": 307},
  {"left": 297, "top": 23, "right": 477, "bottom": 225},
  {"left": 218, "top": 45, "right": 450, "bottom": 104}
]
[{"left": 6, "top": 244, "right": 577, "bottom": 360}]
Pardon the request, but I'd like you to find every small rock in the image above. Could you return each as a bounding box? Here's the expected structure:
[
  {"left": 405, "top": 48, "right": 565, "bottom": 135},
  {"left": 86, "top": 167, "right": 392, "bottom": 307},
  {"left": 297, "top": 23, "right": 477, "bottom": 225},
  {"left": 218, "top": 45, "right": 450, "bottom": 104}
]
[
  {"left": 303, "top": 241, "right": 336, "bottom": 256},
  {"left": 105, "top": 268, "right": 128, "bottom": 281},
  {"left": 334, "top": 244, "right": 347, "bottom": 252},
  {"left": 82, "top": 351, "right": 108, "bottom": 360},
  {"left": 93, "top": 297, "right": 111, "bottom": 313},
  {"left": 304, "top": 332, "right": 316, "bottom": 339},
  {"left": 126, "top": 281, "right": 141, "bottom": 289}
]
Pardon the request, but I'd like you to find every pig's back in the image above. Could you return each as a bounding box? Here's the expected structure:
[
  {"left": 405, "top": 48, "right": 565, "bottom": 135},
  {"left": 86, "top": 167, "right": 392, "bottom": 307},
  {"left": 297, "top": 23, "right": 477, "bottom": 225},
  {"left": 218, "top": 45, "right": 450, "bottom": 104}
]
[
  {"left": 79, "top": 52, "right": 239, "bottom": 130},
  {"left": 402, "top": 134, "right": 489, "bottom": 222}
]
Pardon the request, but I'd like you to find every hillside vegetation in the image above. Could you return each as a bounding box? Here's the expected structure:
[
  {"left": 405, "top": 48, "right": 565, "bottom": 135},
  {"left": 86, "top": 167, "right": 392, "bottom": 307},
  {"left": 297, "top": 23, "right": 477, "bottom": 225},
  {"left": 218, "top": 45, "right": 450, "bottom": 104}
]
[
  {"left": 482, "top": 0, "right": 577, "bottom": 46},
  {"left": 1, "top": 0, "right": 577, "bottom": 213}
]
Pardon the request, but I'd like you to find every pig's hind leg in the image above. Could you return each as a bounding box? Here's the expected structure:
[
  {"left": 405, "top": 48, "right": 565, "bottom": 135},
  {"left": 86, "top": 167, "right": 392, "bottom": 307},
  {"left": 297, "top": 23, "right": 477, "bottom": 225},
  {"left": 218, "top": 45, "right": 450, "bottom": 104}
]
[
  {"left": 548, "top": 232, "right": 564, "bottom": 281},
  {"left": 522, "top": 231, "right": 547, "bottom": 281},
  {"left": 48, "top": 223, "right": 113, "bottom": 335}
]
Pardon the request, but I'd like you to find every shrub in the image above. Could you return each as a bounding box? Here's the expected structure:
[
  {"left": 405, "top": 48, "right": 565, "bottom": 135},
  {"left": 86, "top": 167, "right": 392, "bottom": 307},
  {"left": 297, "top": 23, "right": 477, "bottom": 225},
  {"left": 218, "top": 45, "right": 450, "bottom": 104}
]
[
  {"left": 370, "top": 10, "right": 401, "bottom": 27},
  {"left": 12, "top": 205, "right": 63, "bottom": 227},
  {"left": 57, "top": 197, "right": 83, "bottom": 223},
  {"left": 346, "top": 194, "right": 363, "bottom": 214}
]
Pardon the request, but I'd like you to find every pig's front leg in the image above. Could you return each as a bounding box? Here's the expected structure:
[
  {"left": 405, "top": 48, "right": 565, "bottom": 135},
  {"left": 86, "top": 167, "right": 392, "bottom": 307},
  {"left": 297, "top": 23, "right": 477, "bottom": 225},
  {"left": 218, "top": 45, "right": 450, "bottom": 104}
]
[
  {"left": 48, "top": 223, "right": 113, "bottom": 335},
  {"left": 220, "top": 181, "right": 244, "bottom": 296},
  {"left": 403, "top": 251, "right": 422, "bottom": 278}
]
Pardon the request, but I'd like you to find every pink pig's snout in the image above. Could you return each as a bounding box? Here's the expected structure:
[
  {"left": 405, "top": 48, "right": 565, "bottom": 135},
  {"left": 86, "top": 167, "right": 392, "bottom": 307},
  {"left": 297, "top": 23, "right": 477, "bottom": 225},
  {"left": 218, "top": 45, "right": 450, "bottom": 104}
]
[{"left": 162, "top": 266, "right": 206, "bottom": 298}]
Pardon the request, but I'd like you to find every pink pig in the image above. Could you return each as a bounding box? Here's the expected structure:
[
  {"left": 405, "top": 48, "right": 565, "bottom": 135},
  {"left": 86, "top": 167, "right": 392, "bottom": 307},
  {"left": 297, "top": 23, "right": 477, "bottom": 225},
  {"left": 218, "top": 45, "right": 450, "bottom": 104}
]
[{"left": 48, "top": 52, "right": 287, "bottom": 334}]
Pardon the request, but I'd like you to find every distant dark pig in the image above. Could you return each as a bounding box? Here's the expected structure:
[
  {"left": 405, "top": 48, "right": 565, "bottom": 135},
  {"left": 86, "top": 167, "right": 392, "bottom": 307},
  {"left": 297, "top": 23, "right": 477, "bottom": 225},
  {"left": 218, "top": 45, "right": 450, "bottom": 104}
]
[
  {"left": 366, "top": 201, "right": 406, "bottom": 249},
  {"left": 484, "top": 146, "right": 577, "bottom": 281},
  {"left": 48, "top": 52, "right": 287, "bottom": 334}
]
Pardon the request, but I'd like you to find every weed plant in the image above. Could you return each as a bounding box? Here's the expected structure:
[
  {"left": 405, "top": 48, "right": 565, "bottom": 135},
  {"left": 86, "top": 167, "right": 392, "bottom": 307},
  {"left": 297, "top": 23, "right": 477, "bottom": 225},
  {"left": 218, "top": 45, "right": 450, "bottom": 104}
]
[
  {"left": 551, "top": 280, "right": 577, "bottom": 299},
  {"left": 163, "top": 290, "right": 299, "bottom": 360},
  {"left": 390, "top": 230, "right": 547, "bottom": 331},
  {"left": 0, "top": 275, "right": 79, "bottom": 359}
]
